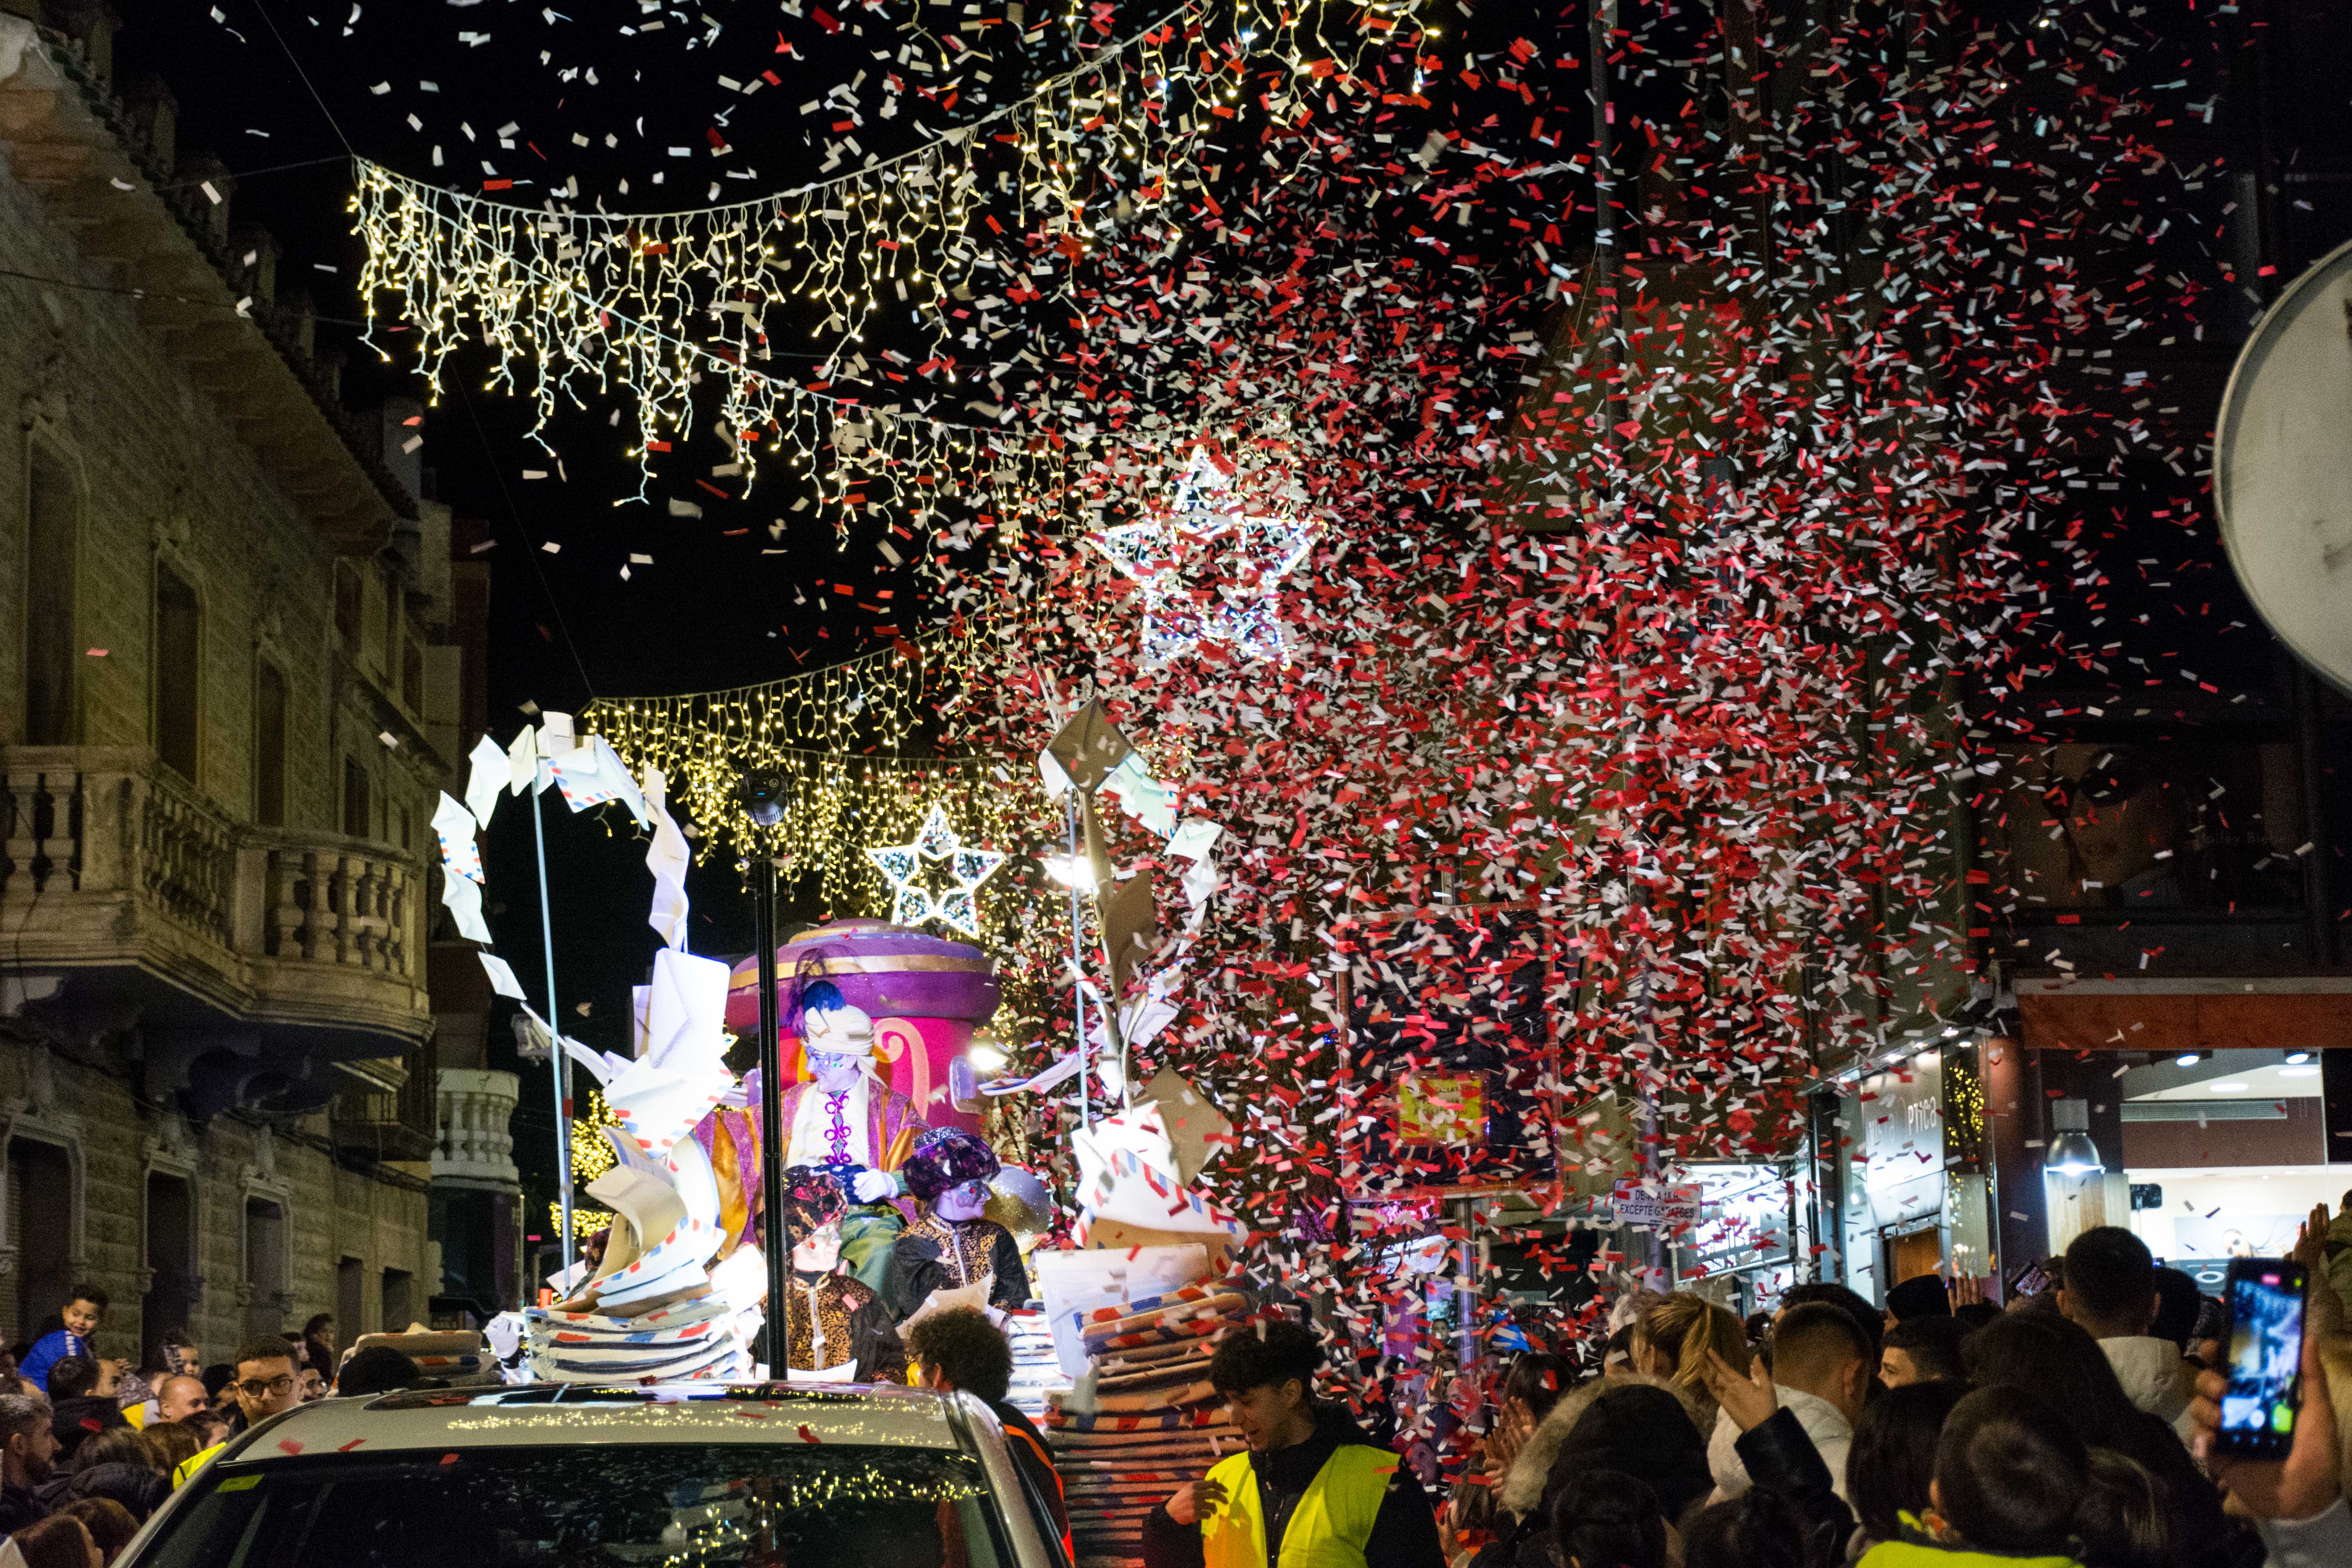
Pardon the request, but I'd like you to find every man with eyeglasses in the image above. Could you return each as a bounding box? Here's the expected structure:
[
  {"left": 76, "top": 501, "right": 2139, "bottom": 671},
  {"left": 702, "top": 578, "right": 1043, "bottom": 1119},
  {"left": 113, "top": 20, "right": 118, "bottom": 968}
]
[{"left": 171, "top": 1337, "right": 303, "bottom": 1489}]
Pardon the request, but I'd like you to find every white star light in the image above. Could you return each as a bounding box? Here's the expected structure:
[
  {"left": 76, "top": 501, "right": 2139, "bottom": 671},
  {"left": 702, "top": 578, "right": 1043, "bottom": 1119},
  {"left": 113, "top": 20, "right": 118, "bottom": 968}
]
[
  {"left": 1086, "top": 450, "right": 1317, "bottom": 664},
  {"left": 864, "top": 806, "right": 1005, "bottom": 938}
]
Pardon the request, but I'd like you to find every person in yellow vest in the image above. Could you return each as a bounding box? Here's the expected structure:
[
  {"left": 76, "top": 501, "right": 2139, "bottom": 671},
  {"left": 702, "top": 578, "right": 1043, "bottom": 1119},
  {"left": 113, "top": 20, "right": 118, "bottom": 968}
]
[
  {"left": 1142, "top": 1319, "right": 1442, "bottom": 1568},
  {"left": 171, "top": 1338, "right": 304, "bottom": 1490}
]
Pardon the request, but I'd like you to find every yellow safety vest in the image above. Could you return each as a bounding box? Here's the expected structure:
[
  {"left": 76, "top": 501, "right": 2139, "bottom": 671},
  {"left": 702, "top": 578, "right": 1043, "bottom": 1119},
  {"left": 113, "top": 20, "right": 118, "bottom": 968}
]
[
  {"left": 173, "top": 1443, "right": 224, "bottom": 1490},
  {"left": 1199, "top": 1443, "right": 1395, "bottom": 1568}
]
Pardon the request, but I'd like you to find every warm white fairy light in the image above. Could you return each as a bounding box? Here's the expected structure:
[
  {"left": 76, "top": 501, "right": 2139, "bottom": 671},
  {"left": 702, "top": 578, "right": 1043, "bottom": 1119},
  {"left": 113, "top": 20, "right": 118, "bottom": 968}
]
[{"left": 351, "top": 0, "right": 1423, "bottom": 521}]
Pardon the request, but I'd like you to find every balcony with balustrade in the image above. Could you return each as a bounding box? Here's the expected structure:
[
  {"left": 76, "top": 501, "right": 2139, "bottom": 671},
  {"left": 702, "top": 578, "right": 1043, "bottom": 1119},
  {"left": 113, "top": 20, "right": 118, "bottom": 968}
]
[
  {"left": 0, "top": 746, "right": 433, "bottom": 1114},
  {"left": 432, "top": 1067, "right": 520, "bottom": 1189}
]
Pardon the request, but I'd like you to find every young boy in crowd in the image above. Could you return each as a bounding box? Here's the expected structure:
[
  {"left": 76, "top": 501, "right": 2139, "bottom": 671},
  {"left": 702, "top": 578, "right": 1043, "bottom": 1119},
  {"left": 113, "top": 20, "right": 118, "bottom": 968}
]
[{"left": 20, "top": 1287, "right": 110, "bottom": 1395}]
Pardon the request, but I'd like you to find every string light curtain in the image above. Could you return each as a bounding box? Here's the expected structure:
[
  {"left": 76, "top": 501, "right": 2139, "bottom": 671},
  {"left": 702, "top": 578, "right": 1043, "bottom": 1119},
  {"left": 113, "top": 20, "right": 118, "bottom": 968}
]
[
  {"left": 351, "top": 0, "right": 1421, "bottom": 508},
  {"left": 583, "top": 625, "right": 1036, "bottom": 918}
]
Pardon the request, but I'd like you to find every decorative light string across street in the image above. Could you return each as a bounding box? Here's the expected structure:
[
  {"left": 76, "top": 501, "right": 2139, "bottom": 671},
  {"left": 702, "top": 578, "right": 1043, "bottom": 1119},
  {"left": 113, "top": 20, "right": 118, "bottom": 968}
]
[{"left": 350, "top": 0, "right": 1426, "bottom": 508}]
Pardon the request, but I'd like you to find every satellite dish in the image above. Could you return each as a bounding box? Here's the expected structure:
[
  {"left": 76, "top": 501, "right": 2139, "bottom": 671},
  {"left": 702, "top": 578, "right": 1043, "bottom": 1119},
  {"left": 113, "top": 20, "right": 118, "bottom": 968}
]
[{"left": 2214, "top": 236, "right": 2352, "bottom": 697}]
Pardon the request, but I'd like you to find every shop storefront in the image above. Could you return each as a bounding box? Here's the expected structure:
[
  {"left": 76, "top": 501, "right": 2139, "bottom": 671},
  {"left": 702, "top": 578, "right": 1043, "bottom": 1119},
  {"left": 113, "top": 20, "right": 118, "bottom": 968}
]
[
  {"left": 1814, "top": 1042, "right": 1996, "bottom": 1307},
  {"left": 1990, "top": 980, "right": 2352, "bottom": 1290},
  {"left": 1669, "top": 1162, "right": 1804, "bottom": 1317}
]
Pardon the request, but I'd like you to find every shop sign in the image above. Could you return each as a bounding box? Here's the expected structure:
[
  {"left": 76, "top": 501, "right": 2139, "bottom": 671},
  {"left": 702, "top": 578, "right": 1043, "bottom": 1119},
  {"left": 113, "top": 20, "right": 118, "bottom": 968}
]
[
  {"left": 1613, "top": 1179, "right": 1701, "bottom": 1229},
  {"left": 1858, "top": 1048, "right": 1944, "bottom": 1228}
]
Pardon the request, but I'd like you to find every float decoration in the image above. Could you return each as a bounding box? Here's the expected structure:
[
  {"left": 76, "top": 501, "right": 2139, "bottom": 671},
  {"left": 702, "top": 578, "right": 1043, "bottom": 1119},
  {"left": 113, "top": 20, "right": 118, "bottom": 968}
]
[{"left": 527, "top": 947, "right": 766, "bottom": 1381}]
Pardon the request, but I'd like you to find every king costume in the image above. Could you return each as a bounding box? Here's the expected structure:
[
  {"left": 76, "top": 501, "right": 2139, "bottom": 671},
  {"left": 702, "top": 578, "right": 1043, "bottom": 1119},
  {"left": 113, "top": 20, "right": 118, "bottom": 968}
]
[
  {"left": 887, "top": 1127, "right": 1031, "bottom": 1319},
  {"left": 775, "top": 1166, "right": 908, "bottom": 1383},
  {"left": 691, "top": 985, "right": 927, "bottom": 1295}
]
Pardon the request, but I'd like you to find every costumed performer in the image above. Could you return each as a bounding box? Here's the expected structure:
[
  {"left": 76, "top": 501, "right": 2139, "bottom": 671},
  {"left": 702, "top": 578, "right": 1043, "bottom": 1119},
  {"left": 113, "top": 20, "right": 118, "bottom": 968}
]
[
  {"left": 888, "top": 1127, "right": 1030, "bottom": 1319},
  {"left": 693, "top": 978, "right": 928, "bottom": 1295},
  {"left": 776, "top": 1164, "right": 908, "bottom": 1384}
]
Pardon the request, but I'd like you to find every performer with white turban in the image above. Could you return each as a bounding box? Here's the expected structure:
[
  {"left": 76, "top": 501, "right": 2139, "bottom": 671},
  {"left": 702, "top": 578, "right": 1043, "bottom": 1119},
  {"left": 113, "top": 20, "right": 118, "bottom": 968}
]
[{"left": 692, "top": 979, "right": 929, "bottom": 1294}]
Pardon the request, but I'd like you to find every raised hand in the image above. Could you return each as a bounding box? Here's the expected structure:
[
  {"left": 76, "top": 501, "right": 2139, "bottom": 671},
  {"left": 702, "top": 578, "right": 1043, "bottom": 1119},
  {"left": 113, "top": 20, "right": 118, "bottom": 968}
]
[
  {"left": 2190, "top": 1305, "right": 2341, "bottom": 1523},
  {"left": 1704, "top": 1347, "right": 1778, "bottom": 1433}
]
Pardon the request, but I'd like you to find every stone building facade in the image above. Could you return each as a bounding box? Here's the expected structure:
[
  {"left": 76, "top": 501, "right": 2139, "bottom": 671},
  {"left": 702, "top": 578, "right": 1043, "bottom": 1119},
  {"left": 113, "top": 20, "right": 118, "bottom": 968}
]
[{"left": 0, "top": 5, "right": 509, "bottom": 1366}]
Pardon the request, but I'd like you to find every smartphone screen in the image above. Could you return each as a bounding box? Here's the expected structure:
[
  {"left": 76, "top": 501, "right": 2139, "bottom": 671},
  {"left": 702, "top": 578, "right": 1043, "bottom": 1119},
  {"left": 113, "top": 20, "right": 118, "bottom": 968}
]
[{"left": 2217, "top": 1258, "right": 2307, "bottom": 1459}]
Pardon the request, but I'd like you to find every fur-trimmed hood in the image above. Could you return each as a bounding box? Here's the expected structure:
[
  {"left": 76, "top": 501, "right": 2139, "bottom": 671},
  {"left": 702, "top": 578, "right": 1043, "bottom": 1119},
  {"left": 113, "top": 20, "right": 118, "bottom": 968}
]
[{"left": 1495, "top": 1371, "right": 1715, "bottom": 1517}]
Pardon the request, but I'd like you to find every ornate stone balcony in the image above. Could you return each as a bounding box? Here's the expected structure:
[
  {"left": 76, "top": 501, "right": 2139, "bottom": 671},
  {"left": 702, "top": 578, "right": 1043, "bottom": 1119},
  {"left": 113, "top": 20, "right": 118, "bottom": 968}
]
[
  {"left": 432, "top": 1068, "right": 521, "bottom": 1189},
  {"left": 1, "top": 747, "right": 432, "bottom": 1116}
]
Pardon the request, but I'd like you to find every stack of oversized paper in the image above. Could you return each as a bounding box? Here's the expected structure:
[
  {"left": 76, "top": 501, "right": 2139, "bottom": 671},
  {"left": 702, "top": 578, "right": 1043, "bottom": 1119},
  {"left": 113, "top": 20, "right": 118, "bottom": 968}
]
[
  {"left": 352, "top": 1330, "right": 498, "bottom": 1387},
  {"left": 1001, "top": 1308, "right": 1064, "bottom": 1421},
  {"left": 526, "top": 949, "right": 766, "bottom": 1382},
  {"left": 1069, "top": 1098, "right": 1247, "bottom": 1258},
  {"left": 1035, "top": 1248, "right": 1249, "bottom": 1566}
]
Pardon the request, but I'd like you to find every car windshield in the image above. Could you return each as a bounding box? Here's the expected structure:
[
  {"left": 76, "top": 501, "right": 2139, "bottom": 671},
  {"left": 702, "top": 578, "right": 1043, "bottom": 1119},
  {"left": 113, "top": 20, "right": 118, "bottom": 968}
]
[{"left": 142, "top": 1444, "right": 1009, "bottom": 1568}]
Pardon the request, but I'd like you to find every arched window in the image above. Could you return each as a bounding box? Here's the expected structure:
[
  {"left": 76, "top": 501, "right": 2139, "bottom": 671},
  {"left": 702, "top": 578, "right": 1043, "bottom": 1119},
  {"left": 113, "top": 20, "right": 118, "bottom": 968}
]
[
  {"left": 23, "top": 446, "right": 79, "bottom": 745},
  {"left": 154, "top": 563, "right": 201, "bottom": 778}
]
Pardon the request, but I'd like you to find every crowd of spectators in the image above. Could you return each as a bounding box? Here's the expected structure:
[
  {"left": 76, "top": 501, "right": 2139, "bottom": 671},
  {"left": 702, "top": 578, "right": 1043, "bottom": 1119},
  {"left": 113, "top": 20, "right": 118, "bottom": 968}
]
[
  {"left": 1440, "top": 1213, "right": 2351, "bottom": 1568},
  {"left": 0, "top": 1298, "right": 424, "bottom": 1563}
]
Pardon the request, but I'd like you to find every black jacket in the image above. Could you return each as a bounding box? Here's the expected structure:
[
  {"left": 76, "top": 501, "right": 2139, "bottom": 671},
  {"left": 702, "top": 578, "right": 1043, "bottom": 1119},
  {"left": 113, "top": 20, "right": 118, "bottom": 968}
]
[
  {"left": 1140, "top": 1406, "right": 1443, "bottom": 1568},
  {"left": 0, "top": 1479, "right": 47, "bottom": 1536},
  {"left": 49, "top": 1460, "right": 171, "bottom": 1523},
  {"left": 48, "top": 1395, "right": 126, "bottom": 1463},
  {"left": 887, "top": 1219, "right": 1030, "bottom": 1318},
  {"left": 992, "top": 1398, "right": 1071, "bottom": 1544}
]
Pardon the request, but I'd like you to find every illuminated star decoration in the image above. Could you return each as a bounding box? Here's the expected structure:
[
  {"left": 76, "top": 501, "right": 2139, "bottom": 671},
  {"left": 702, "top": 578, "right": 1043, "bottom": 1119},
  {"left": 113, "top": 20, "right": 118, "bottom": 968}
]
[
  {"left": 1086, "top": 450, "right": 1318, "bottom": 664},
  {"left": 864, "top": 806, "right": 1006, "bottom": 938}
]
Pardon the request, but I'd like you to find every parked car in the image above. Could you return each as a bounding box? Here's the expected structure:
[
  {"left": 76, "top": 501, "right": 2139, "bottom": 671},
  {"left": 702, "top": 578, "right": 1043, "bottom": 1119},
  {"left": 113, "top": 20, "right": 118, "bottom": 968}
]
[{"left": 122, "top": 1381, "right": 1070, "bottom": 1568}]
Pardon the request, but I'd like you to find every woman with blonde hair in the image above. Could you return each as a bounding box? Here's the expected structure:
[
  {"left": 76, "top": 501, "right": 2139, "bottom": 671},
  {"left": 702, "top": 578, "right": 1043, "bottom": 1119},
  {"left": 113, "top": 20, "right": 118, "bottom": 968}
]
[{"left": 1634, "top": 1292, "right": 1751, "bottom": 1436}]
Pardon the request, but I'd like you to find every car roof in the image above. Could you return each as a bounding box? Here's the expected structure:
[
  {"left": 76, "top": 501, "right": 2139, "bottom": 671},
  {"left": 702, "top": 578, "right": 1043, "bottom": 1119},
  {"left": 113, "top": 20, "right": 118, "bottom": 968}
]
[{"left": 219, "top": 1382, "right": 969, "bottom": 1458}]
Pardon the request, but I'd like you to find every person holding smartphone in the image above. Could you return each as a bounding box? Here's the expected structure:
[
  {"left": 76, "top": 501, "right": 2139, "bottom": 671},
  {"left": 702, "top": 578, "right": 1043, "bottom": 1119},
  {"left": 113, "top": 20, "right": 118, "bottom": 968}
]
[{"left": 2187, "top": 1210, "right": 2352, "bottom": 1566}]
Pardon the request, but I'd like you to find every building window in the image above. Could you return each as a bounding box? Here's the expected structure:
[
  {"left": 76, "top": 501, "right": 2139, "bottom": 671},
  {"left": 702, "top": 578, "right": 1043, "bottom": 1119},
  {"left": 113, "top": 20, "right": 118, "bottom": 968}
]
[
  {"left": 254, "top": 661, "right": 288, "bottom": 827},
  {"left": 154, "top": 564, "right": 201, "bottom": 779},
  {"left": 24, "top": 446, "right": 79, "bottom": 745},
  {"left": 143, "top": 1172, "right": 198, "bottom": 1368},
  {"left": 338, "top": 1256, "right": 365, "bottom": 1338},
  {"left": 4, "top": 1138, "right": 76, "bottom": 1346},
  {"left": 381, "top": 1267, "right": 414, "bottom": 1334},
  {"left": 342, "top": 755, "right": 371, "bottom": 840},
  {"left": 334, "top": 562, "right": 361, "bottom": 651},
  {"left": 401, "top": 633, "right": 425, "bottom": 714},
  {"left": 380, "top": 568, "right": 399, "bottom": 673}
]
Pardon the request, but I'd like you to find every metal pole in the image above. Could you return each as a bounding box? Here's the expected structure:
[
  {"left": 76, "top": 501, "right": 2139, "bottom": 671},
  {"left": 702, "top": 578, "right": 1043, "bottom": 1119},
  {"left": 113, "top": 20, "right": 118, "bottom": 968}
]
[
  {"left": 1452, "top": 1196, "right": 1480, "bottom": 1372},
  {"left": 754, "top": 852, "right": 788, "bottom": 1377},
  {"left": 530, "top": 756, "right": 574, "bottom": 1276},
  {"left": 1080, "top": 798, "right": 1135, "bottom": 1109},
  {"left": 1067, "top": 792, "right": 1091, "bottom": 1130}
]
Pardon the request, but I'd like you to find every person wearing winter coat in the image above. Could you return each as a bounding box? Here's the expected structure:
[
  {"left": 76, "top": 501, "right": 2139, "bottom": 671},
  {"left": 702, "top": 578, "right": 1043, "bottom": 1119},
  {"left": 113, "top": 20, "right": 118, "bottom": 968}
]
[
  {"left": 1473, "top": 1376, "right": 1714, "bottom": 1568},
  {"left": 2058, "top": 1227, "right": 2198, "bottom": 1439},
  {"left": 1705, "top": 1303, "right": 1871, "bottom": 1506}
]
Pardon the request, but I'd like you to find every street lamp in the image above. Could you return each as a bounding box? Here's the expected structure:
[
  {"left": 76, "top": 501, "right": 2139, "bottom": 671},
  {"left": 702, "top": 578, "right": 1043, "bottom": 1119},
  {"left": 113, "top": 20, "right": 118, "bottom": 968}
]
[{"left": 737, "top": 768, "right": 789, "bottom": 1378}]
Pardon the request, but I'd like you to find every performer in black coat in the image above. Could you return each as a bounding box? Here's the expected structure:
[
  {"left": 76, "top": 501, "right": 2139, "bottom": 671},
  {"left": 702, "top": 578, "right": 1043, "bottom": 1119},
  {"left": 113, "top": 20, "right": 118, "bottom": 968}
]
[
  {"left": 887, "top": 1129, "right": 1029, "bottom": 1319},
  {"left": 776, "top": 1165, "right": 907, "bottom": 1383}
]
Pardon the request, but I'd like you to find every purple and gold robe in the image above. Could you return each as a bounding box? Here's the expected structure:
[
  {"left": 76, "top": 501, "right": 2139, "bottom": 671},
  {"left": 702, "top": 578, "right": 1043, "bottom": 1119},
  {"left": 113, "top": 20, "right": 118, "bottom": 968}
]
[{"left": 692, "top": 1069, "right": 927, "bottom": 1257}]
